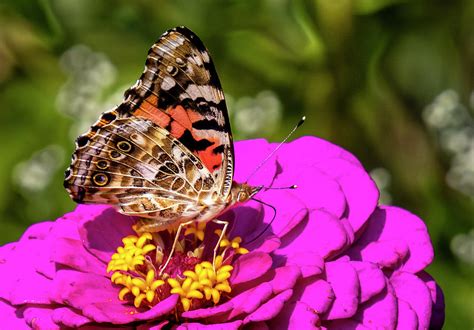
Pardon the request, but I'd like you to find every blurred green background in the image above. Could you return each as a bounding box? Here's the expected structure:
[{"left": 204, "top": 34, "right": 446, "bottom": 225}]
[{"left": 0, "top": 0, "right": 473, "bottom": 328}]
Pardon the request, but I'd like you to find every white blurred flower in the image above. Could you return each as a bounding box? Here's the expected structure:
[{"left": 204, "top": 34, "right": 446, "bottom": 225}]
[
  {"left": 450, "top": 229, "right": 474, "bottom": 265},
  {"left": 423, "top": 89, "right": 474, "bottom": 198},
  {"left": 231, "top": 90, "right": 282, "bottom": 137},
  {"left": 56, "top": 45, "right": 123, "bottom": 139},
  {"left": 446, "top": 146, "right": 474, "bottom": 198},
  {"left": 13, "top": 145, "right": 65, "bottom": 194},
  {"left": 370, "top": 167, "right": 392, "bottom": 204}
]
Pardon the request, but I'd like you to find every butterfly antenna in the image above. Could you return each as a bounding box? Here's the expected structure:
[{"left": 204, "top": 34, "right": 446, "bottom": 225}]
[
  {"left": 245, "top": 197, "right": 277, "bottom": 245},
  {"left": 263, "top": 184, "right": 298, "bottom": 191},
  {"left": 245, "top": 116, "right": 306, "bottom": 184}
]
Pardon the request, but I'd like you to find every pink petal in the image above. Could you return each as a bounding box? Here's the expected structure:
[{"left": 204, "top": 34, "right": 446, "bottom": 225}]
[
  {"left": 258, "top": 189, "right": 309, "bottom": 240},
  {"left": 52, "top": 269, "right": 178, "bottom": 324},
  {"left": 352, "top": 240, "right": 409, "bottom": 269},
  {"left": 390, "top": 271, "right": 432, "bottom": 329},
  {"left": 137, "top": 320, "right": 169, "bottom": 330},
  {"left": 277, "top": 251, "right": 324, "bottom": 278},
  {"left": 52, "top": 238, "right": 106, "bottom": 276},
  {"left": 276, "top": 210, "right": 348, "bottom": 261},
  {"left": 52, "top": 307, "right": 92, "bottom": 327},
  {"left": 5, "top": 227, "right": 56, "bottom": 280},
  {"left": 87, "top": 294, "right": 178, "bottom": 325},
  {"left": 251, "top": 234, "right": 281, "bottom": 254},
  {"left": 314, "top": 158, "right": 378, "bottom": 234},
  {"left": 0, "top": 299, "right": 29, "bottom": 329},
  {"left": 183, "top": 283, "right": 273, "bottom": 321},
  {"left": 233, "top": 265, "right": 301, "bottom": 298},
  {"left": 354, "top": 281, "right": 398, "bottom": 328},
  {"left": 274, "top": 136, "right": 362, "bottom": 168},
  {"left": 244, "top": 289, "right": 293, "bottom": 323},
  {"left": 324, "top": 261, "right": 360, "bottom": 320},
  {"left": 396, "top": 299, "right": 419, "bottom": 330},
  {"left": 230, "top": 251, "right": 273, "bottom": 286},
  {"left": 222, "top": 205, "right": 281, "bottom": 254},
  {"left": 19, "top": 221, "right": 54, "bottom": 241},
  {"left": 221, "top": 283, "right": 274, "bottom": 320},
  {"left": 293, "top": 276, "right": 334, "bottom": 315},
  {"left": 51, "top": 210, "right": 87, "bottom": 241},
  {"left": 246, "top": 322, "right": 270, "bottom": 330},
  {"left": 177, "top": 320, "right": 242, "bottom": 329},
  {"left": 77, "top": 205, "right": 136, "bottom": 263},
  {"left": 269, "top": 301, "right": 321, "bottom": 330},
  {"left": 325, "top": 319, "right": 371, "bottom": 329},
  {"left": 23, "top": 306, "right": 59, "bottom": 330},
  {"left": 347, "top": 207, "right": 434, "bottom": 273},
  {"left": 80, "top": 326, "right": 134, "bottom": 330},
  {"left": 0, "top": 241, "right": 54, "bottom": 305},
  {"left": 418, "top": 271, "right": 445, "bottom": 329},
  {"left": 271, "top": 166, "right": 347, "bottom": 220},
  {"left": 52, "top": 269, "right": 116, "bottom": 307},
  {"left": 234, "top": 139, "right": 276, "bottom": 187},
  {"left": 351, "top": 261, "right": 387, "bottom": 303},
  {"left": 274, "top": 136, "right": 379, "bottom": 234},
  {"left": 224, "top": 204, "right": 264, "bottom": 242},
  {"left": 233, "top": 139, "right": 310, "bottom": 242},
  {"left": 267, "top": 265, "right": 301, "bottom": 294}
]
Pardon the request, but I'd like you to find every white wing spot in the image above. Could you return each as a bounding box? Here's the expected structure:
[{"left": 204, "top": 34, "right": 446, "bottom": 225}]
[
  {"left": 161, "top": 76, "right": 176, "bottom": 91},
  {"left": 183, "top": 84, "right": 221, "bottom": 103}
]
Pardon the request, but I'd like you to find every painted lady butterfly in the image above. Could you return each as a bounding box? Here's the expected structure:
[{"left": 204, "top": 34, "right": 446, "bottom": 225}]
[{"left": 64, "top": 26, "right": 262, "bottom": 234}]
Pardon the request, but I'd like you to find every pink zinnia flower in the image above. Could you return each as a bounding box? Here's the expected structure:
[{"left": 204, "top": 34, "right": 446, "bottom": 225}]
[{"left": 0, "top": 137, "right": 444, "bottom": 329}]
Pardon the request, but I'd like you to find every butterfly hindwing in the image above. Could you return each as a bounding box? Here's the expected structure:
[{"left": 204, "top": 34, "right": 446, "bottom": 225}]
[{"left": 64, "top": 115, "right": 217, "bottom": 226}]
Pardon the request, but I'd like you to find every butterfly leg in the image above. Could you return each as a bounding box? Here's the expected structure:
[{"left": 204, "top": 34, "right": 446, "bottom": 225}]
[
  {"left": 212, "top": 219, "right": 229, "bottom": 270},
  {"left": 159, "top": 219, "right": 195, "bottom": 276}
]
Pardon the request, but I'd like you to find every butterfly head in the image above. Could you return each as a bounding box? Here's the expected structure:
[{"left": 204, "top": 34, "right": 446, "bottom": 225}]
[{"left": 228, "top": 182, "right": 262, "bottom": 205}]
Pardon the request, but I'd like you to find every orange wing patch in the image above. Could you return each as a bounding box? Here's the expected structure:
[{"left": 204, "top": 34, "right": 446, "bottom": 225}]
[
  {"left": 197, "top": 137, "right": 222, "bottom": 172},
  {"left": 135, "top": 95, "right": 171, "bottom": 128},
  {"left": 136, "top": 102, "right": 224, "bottom": 174},
  {"left": 168, "top": 106, "right": 223, "bottom": 173}
]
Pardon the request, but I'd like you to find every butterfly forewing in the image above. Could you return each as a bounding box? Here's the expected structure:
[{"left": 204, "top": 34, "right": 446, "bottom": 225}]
[
  {"left": 64, "top": 27, "right": 235, "bottom": 230},
  {"left": 119, "top": 27, "right": 233, "bottom": 197}
]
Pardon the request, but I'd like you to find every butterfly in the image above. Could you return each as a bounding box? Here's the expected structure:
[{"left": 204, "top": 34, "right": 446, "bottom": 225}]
[{"left": 64, "top": 26, "right": 262, "bottom": 234}]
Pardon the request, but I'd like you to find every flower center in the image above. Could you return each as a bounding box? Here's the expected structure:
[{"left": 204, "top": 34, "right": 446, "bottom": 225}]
[{"left": 107, "top": 222, "right": 248, "bottom": 312}]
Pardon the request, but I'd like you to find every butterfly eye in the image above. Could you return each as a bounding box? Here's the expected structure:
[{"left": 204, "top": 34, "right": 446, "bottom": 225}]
[
  {"left": 117, "top": 141, "right": 132, "bottom": 153},
  {"left": 93, "top": 173, "right": 109, "bottom": 186},
  {"left": 97, "top": 160, "right": 109, "bottom": 169},
  {"left": 238, "top": 191, "right": 248, "bottom": 202}
]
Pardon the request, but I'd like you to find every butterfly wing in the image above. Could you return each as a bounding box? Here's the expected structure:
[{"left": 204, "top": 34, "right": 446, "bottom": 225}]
[
  {"left": 64, "top": 115, "right": 217, "bottom": 228},
  {"left": 64, "top": 27, "right": 234, "bottom": 228},
  {"left": 119, "top": 26, "right": 233, "bottom": 197}
]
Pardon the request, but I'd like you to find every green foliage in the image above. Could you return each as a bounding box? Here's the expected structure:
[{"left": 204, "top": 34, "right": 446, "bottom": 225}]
[{"left": 0, "top": 0, "right": 473, "bottom": 327}]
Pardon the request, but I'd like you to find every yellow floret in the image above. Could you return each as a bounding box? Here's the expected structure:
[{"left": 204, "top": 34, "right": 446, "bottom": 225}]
[
  {"left": 214, "top": 230, "right": 249, "bottom": 255},
  {"left": 167, "top": 255, "right": 234, "bottom": 311},
  {"left": 184, "top": 222, "right": 207, "bottom": 241},
  {"left": 106, "top": 233, "right": 156, "bottom": 273}
]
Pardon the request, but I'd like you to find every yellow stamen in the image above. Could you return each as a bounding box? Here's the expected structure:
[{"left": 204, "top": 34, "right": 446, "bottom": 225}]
[
  {"left": 181, "top": 297, "right": 191, "bottom": 312},
  {"left": 107, "top": 233, "right": 156, "bottom": 273},
  {"left": 119, "top": 287, "right": 130, "bottom": 300},
  {"left": 184, "top": 222, "right": 207, "bottom": 241},
  {"left": 109, "top": 224, "right": 241, "bottom": 313},
  {"left": 214, "top": 230, "right": 248, "bottom": 255},
  {"left": 134, "top": 293, "right": 146, "bottom": 308}
]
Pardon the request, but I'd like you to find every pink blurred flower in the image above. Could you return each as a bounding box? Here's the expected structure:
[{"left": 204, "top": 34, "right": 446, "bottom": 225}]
[{"left": 0, "top": 137, "right": 444, "bottom": 329}]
